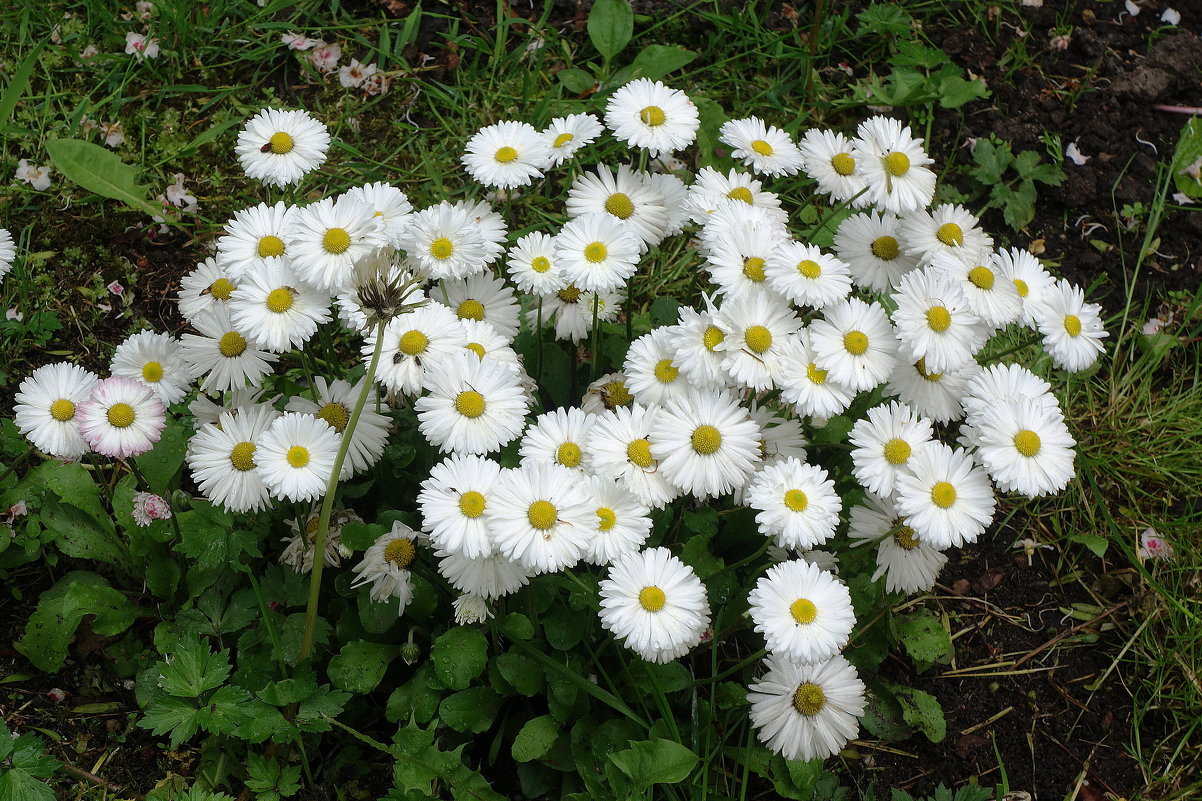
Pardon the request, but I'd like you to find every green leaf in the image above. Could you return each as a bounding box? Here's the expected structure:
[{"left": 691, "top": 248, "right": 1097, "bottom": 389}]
[
  {"left": 997, "top": 179, "right": 1037, "bottom": 229},
  {"left": 32, "top": 460, "right": 109, "bottom": 524},
  {"left": 0, "top": 43, "right": 44, "bottom": 128},
  {"left": 588, "top": 0, "right": 634, "bottom": 61},
  {"left": 512, "top": 714, "right": 559, "bottom": 762},
  {"left": 342, "top": 521, "right": 388, "bottom": 551},
  {"left": 970, "top": 139, "right": 1011, "bottom": 185},
  {"left": 156, "top": 637, "right": 233, "bottom": 697},
  {"left": 936, "top": 73, "right": 989, "bottom": 108},
  {"left": 608, "top": 739, "right": 698, "bottom": 789},
  {"left": 895, "top": 686, "right": 946, "bottom": 743},
  {"left": 1172, "top": 118, "right": 1202, "bottom": 198},
  {"left": 438, "top": 687, "right": 501, "bottom": 733},
  {"left": 1069, "top": 532, "right": 1109, "bottom": 557},
  {"left": 495, "top": 653, "right": 544, "bottom": 697},
  {"left": 629, "top": 45, "right": 696, "bottom": 81},
  {"left": 245, "top": 754, "right": 302, "bottom": 800},
  {"left": 134, "top": 418, "right": 187, "bottom": 494},
  {"left": 40, "top": 499, "right": 129, "bottom": 571},
  {"left": 856, "top": 2, "right": 913, "bottom": 37},
  {"left": 679, "top": 535, "right": 724, "bottom": 579},
  {"left": 496, "top": 612, "right": 534, "bottom": 641},
  {"left": 892, "top": 609, "right": 952, "bottom": 671},
  {"left": 431, "top": 627, "right": 488, "bottom": 690},
  {"left": 16, "top": 572, "right": 140, "bottom": 672},
  {"left": 44, "top": 139, "right": 164, "bottom": 218},
  {"left": 557, "top": 68, "right": 596, "bottom": 95},
  {"left": 328, "top": 640, "right": 395, "bottom": 694}
]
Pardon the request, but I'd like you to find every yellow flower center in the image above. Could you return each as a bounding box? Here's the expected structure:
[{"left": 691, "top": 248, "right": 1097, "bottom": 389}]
[
  {"left": 784, "top": 489, "right": 808, "bottom": 513},
  {"left": 691, "top": 424, "right": 722, "bottom": 455},
  {"left": 792, "top": 682, "right": 826, "bottom": 716},
  {"left": 557, "top": 285, "right": 582, "bottom": 303},
  {"left": 627, "top": 438, "right": 654, "bottom": 468},
  {"left": 915, "top": 357, "right": 942, "bottom": 382},
  {"left": 639, "top": 106, "right": 666, "bottom": 126},
  {"left": 930, "top": 481, "right": 957, "bottom": 509},
  {"left": 884, "top": 151, "right": 911, "bottom": 177},
  {"left": 399, "top": 330, "right": 429, "bottom": 356},
  {"left": 1013, "top": 278, "right": 1029, "bottom": 298},
  {"left": 106, "top": 402, "right": 135, "bottom": 428},
  {"left": 831, "top": 152, "right": 856, "bottom": 176},
  {"left": 316, "top": 402, "right": 349, "bottom": 433},
  {"left": 208, "top": 277, "right": 235, "bottom": 301},
  {"left": 50, "top": 398, "right": 76, "bottom": 421},
  {"left": 653, "top": 359, "right": 679, "bottom": 383},
  {"left": 141, "top": 361, "right": 163, "bottom": 383},
  {"left": 926, "top": 306, "right": 952, "bottom": 332},
  {"left": 745, "top": 325, "right": 772, "bottom": 354},
  {"left": 843, "top": 330, "right": 869, "bottom": 355},
  {"left": 229, "top": 441, "right": 256, "bottom": 471},
  {"left": 806, "top": 362, "right": 828, "bottom": 384},
  {"left": 584, "top": 242, "right": 609, "bottom": 263},
  {"left": 454, "top": 390, "right": 486, "bottom": 419},
  {"left": 384, "top": 537, "right": 417, "bottom": 569},
  {"left": 1064, "top": 315, "right": 1082, "bottom": 337},
  {"left": 459, "top": 490, "right": 486, "bottom": 518},
  {"left": 219, "top": 331, "right": 247, "bottom": 358},
  {"left": 268, "top": 131, "right": 294, "bottom": 154},
  {"left": 797, "top": 259, "right": 822, "bottom": 279},
  {"left": 322, "top": 227, "right": 351, "bottom": 255},
  {"left": 266, "top": 287, "right": 294, "bottom": 314},
  {"left": 527, "top": 500, "right": 558, "bottom": 530},
  {"left": 893, "top": 524, "right": 920, "bottom": 550},
  {"left": 936, "top": 222, "right": 964, "bottom": 247},
  {"left": 604, "top": 192, "right": 634, "bottom": 219},
  {"left": 456, "top": 299, "right": 486, "bottom": 321},
  {"left": 430, "top": 237, "right": 454, "bottom": 260},
  {"left": 703, "top": 325, "right": 725, "bottom": 352},
  {"left": 790, "top": 598, "right": 817, "bottom": 624},
  {"left": 871, "top": 235, "right": 900, "bottom": 261},
  {"left": 1013, "top": 429, "right": 1042, "bottom": 457},
  {"left": 494, "top": 146, "right": 518, "bottom": 163},
  {"left": 742, "top": 257, "right": 766, "bottom": 282},
  {"left": 556, "top": 441, "right": 583, "bottom": 468},
  {"left": 597, "top": 507, "right": 616, "bottom": 531},
  {"left": 465, "top": 342, "right": 486, "bottom": 359},
  {"left": 638, "top": 585, "right": 666, "bottom": 612},
  {"left": 602, "top": 380, "right": 633, "bottom": 408},
  {"left": 726, "top": 186, "right": 754, "bottom": 204},
  {"left": 286, "top": 445, "right": 310, "bottom": 468},
  {"left": 257, "top": 235, "right": 285, "bottom": 258},
  {"left": 968, "top": 265, "right": 995, "bottom": 289},
  {"left": 531, "top": 256, "right": 552, "bottom": 273},
  {"left": 552, "top": 132, "right": 574, "bottom": 148},
  {"left": 751, "top": 139, "right": 774, "bottom": 156},
  {"left": 883, "top": 438, "right": 912, "bottom": 465}
]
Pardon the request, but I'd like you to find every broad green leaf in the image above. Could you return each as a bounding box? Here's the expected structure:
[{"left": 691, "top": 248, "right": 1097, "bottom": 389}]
[
  {"left": 45, "top": 138, "right": 163, "bottom": 219},
  {"left": 608, "top": 738, "right": 698, "bottom": 789},
  {"left": 936, "top": 73, "right": 989, "bottom": 108},
  {"left": 895, "top": 685, "right": 946, "bottom": 743},
  {"left": 16, "top": 572, "right": 140, "bottom": 671},
  {"left": 1069, "top": 532, "right": 1109, "bottom": 557},
  {"left": 892, "top": 608, "right": 952, "bottom": 671},
  {"left": 32, "top": 460, "right": 109, "bottom": 525},
  {"left": 1171, "top": 118, "right": 1202, "bottom": 198},
  {"left": 0, "top": 43, "right": 44, "bottom": 127},
  {"left": 431, "top": 627, "right": 488, "bottom": 690},
  {"left": 40, "top": 499, "right": 129, "bottom": 571},
  {"left": 629, "top": 45, "right": 696, "bottom": 81},
  {"left": 856, "top": 2, "right": 912, "bottom": 37},
  {"left": 557, "top": 68, "right": 595, "bottom": 95},
  {"left": 679, "top": 535, "right": 724, "bottom": 580},
  {"left": 134, "top": 417, "right": 187, "bottom": 494},
  {"left": 328, "top": 640, "right": 395, "bottom": 694},
  {"left": 512, "top": 714, "right": 559, "bottom": 762},
  {"left": 157, "top": 637, "right": 233, "bottom": 697},
  {"left": 588, "top": 0, "right": 633, "bottom": 61},
  {"left": 439, "top": 687, "right": 501, "bottom": 733},
  {"left": 495, "top": 652, "right": 544, "bottom": 697}
]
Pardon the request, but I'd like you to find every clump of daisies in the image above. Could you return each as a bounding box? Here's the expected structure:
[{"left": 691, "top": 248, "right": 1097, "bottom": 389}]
[{"left": 10, "top": 85, "right": 1108, "bottom": 770}]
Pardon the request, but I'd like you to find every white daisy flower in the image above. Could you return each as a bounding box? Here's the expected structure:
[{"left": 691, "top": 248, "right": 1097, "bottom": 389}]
[
  {"left": 891, "top": 267, "right": 989, "bottom": 372},
  {"left": 351, "top": 522, "right": 422, "bottom": 615},
  {"left": 832, "top": 210, "right": 920, "bottom": 295},
  {"left": 462, "top": 120, "right": 551, "bottom": 189},
  {"left": 713, "top": 292, "right": 802, "bottom": 390},
  {"left": 284, "top": 377, "right": 390, "bottom": 477},
  {"left": 181, "top": 305, "right": 279, "bottom": 392},
  {"left": 748, "top": 654, "right": 867, "bottom": 762},
  {"left": 669, "top": 300, "right": 732, "bottom": 390},
  {"left": 415, "top": 350, "right": 529, "bottom": 454},
  {"left": 507, "top": 232, "right": 566, "bottom": 295},
  {"left": 556, "top": 212, "right": 642, "bottom": 293},
  {"left": 580, "top": 371, "right": 636, "bottom": 416},
  {"left": 900, "top": 204, "right": 993, "bottom": 268},
  {"left": 519, "top": 407, "right": 595, "bottom": 472},
  {"left": 486, "top": 462, "right": 593, "bottom": 574},
  {"left": 0, "top": 228, "right": 15, "bottom": 282},
  {"left": 457, "top": 318, "right": 523, "bottom": 374},
  {"left": 930, "top": 249, "right": 1023, "bottom": 329},
  {"left": 721, "top": 116, "right": 803, "bottom": 177},
  {"left": 370, "top": 303, "right": 467, "bottom": 396},
  {"left": 961, "top": 363, "right": 1060, "bottom": 426},
  {"left": 432, "top": 272, "right": 521, "bottom": 340},
  {"left": 651, "top": 391, "right": 762, "bottom": 499},
  {"left": 335, "top": 251, "right": 426, "bottom": 334},
  {"left": 418, "top": 453, "right": 502, "bottom": 560},
  {"left": 13, "top": 363, "right": 100, "bottom": 459},
  {"left": 76, "top": 377, "right": 166, "bottom": 459},
  {"left": 565, "top": 164, "right": 668, "bottom": 250},
  {"left": 543, "top": 113, "right": 604, "bottom": 165},
  {"left": 747, "top": 403, "right": 809, "bottom": 467},
  {"left": 255, "top": 412, "right": 341, "bottom": 502},
  {"left": 287, "top": 196, "right": 386, "bottom": 293},
  {"left": 185, "top": 404, "right": 280, "bottom": 513},
  {"left": 777, "top": 329, "right": 857, "bottom": 420},
  {"left": 848, "top": 492, "right": 948, "bottom": 595},
  {"left": 1028, "top": 279, "right": 1108, "bottom": 371},
  {"left": 110, "top": 330, "right": 195, "bottom": 405},
  {"left": 688, "top": 168, "right": 788, "bottom": 228},
  {"left": 453, "top": 593, "right": 493, "bottom": 625},
  {"left": 437, "top": 550, "right": 532, "bottom": 600},
  {"left": 586, "top": 402, "right": 682, "bottom": 509},
  {"left": 214, "top": 201, "right": 297, "bottom": 280},
  {"left": 894, "top": 442, "right": 996, "bottom": 549},
  {"left": 177, "top": 257, "right": 239, "bottom": 324},
  {"left": 970, "top": 397, "right": 1076, "bottom": 497},
  {"left": 749, "top": 559, "right": 854, "bottom": 664},
  {"left": 341, "top": 182, "right": 413, "bottom": 248},
  {"left": 454, "top": 199, "right": 508, "bottom": 266},
  {"left": 848, "top": 401, "right": 935, "bottom": 497},
  {"left": 598, "top": 547, "right": 711, "bottom": 663},
  {"left": 235, "top": 107, "right": 330, "bottom": 187},
  {"left": 639, "top": 171, "right": 690, "bottom": 236},
  {"left": 623, "top": 326, "right": 694, "bottom": 406},
  {"left": 702, "top": 208, "right": 788, "bottom": 301},
  {"left": 798, "top": 128, "right": 870, "bottom": 206},
  {"left": 883, "top": 356, "right": 981, "bottom": 424},
  {"left": 992, "top": 247, "right": 1055, "bottom": 326},
  {"left": 604, "top": 78, "right": 700, "bottom": 157},
  {"left": 746, "top": 458, "right": 840, "bottom": 550},
  {"left": 187, "top": 389, "right": 277, "bottom": 430},
  {"left": 583, "top": 475, "right": 653, "bottom": 566},
  {"left": 853, "top": 116, "right": 936, "bottom": 215},
  {"left": 228, "top": 261, "right": 332, "bottom": 353},
  {"left": 765, "top": 241, "right": 853, "bottom": 310},
  {"left": 397, "top": 202, "right": 489, "bottom": 280},
  {"left": 541, "top": 283, "right": 623, "bottom": 343},
  {"left": 809, "top": 297, "right": 899, "bottom": 392}
]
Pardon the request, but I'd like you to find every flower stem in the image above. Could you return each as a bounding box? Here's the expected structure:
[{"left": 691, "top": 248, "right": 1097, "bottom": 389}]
[
  {"left": 299, "top": 318, "right": 387, "bottom": 663},
  {"left": 589, "top": 293, "right": 602, "bottom": 383}
]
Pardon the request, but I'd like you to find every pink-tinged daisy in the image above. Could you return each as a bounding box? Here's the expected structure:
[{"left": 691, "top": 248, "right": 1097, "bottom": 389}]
[{"left": 76, "top": 376, "right": 166, "bottom": 459}]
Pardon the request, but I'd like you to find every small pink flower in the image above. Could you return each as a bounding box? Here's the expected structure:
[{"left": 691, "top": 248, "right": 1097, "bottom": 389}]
[
  {"left": 164, "top": 173, "right": 197, "bottom": 213},
  {"left": 1139, "top": 527, "right": 1174, "bottom": 561},
  {"left": 101, "top": 121, "right": 125, "bottom": 148},
  {"left": 15, "top": 159, "right": 51, "bottom": 191},
  {"left": 107, "top": 281, "right": 125, "bottom": 296},
  {"left": 47, "top": 688, "right": 68, "bottom": 703},
  {"left": 363, "top": 70, "right": 391, "bottom": 97},
  {"left": 1049, "top": 33, "right": 1071, "bottom": 51},
  {"left": 4, "top": 501, "right": 27, "bottom": 525},
  {"left": 308, "top": 43, "right": 341, "bottom": 73},
  {"left": 1142, "top": 316, "right": 1166, "bottom": 335},
  {"left": 5, "top": 308, "right": 23, "bottom": 322},
  {"left": 124, "top": 32, "right": 160, "bottom": 60},
  {"left": 135, "top": 1, "right": 154, "bottom": 19},
  {"left": 282, "top": 32, "right": 321, "bottom": 50},
  {"left": 80, "top": 44, "right": 99, "bottom": 59},
  {"left": 131, "top": 491, "right": 172, "bottom": 526},
  {"left": 338, "top": 58, "right": 374, "bottom": 88}
]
